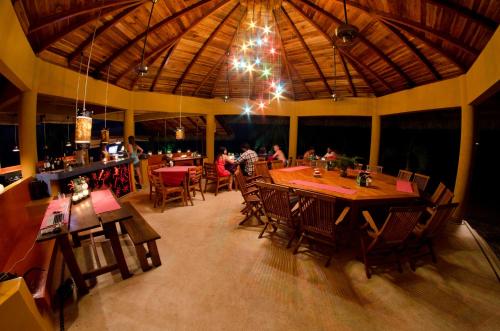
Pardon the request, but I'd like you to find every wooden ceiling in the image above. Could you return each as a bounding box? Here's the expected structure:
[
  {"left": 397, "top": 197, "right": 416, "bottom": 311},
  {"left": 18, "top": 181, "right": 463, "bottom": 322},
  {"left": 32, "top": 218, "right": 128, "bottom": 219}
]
[{"left": 12, "top": 0, "right": 500, "bottom": 100}]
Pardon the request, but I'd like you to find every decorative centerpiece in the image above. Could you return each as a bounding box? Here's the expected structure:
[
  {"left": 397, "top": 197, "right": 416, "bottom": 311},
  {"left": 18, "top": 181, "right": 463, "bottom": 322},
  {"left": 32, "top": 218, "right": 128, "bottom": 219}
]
[
  {"left": 356, "top": 171, "right": 372, "bottom": 187},
  {"left": 333, "top": 155, "right": 362, "bottom": 177},
  {"left": 70, "top": 176, "right": 90, "bottom": 203}
]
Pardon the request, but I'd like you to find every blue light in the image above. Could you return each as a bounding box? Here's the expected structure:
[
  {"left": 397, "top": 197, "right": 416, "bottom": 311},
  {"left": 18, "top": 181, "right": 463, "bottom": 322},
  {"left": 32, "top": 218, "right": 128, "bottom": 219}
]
[
  {"left": 243, "top": 104, "right": 252, "bottom": 114},
  {"left": 255, "top": 57, "right": 261, "bottom": 65}
]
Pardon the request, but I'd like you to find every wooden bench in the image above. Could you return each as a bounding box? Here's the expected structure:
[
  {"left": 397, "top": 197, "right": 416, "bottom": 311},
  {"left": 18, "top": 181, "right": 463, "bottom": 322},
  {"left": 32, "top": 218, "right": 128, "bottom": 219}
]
[{"left": 121, "top": 202, "right": 162, "bottom": 272}]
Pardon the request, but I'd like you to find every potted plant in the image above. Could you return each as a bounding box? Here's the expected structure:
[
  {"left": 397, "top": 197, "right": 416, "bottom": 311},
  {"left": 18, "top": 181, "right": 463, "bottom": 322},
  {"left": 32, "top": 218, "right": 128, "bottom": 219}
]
[{"left": 334, "top": 155, "right": 362, "bottom": 177}]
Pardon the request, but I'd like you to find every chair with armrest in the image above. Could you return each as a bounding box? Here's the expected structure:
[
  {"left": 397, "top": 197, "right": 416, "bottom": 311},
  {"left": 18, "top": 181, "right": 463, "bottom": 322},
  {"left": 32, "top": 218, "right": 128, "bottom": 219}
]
[
  {"left": 412, "top": 173, "right": 430, "bottom": 192},
  {"left": 271, "top": 160, "right": 285, "bottom": 169},
  {"left": 408, "top": 202, "right": 459, "bottom": 270},
  {"left": 203, "top": 163, "right": 230, "bottom": 196},
  {"left": 367, "top": 165, "right": 383, "bottom": 173},
  {"left": 151, "top": 172, "right": 186, "bottom": 212},
  {"left": 360, "top": 206, "right": 425, "bottom": 278},
  {"left": 234, "top": 168, "right": 263, "bottom": 226},
  {"left": 147, "top": 164, "right": 162, "bottom": 201},
  {"left": 255, "top": 182, "right": 299, "bottom": 247},
  {"left": 397, "top": 169, "right": 413, "bottom": 181},
  {"left": 293, "top": 190, "right": 350, "bottom": 267},
  {"left": 186, "top": 166, "right": 205, "bottom": 205},
  {"left": 254, "top": 161, "right": 273, "bottom": 183}
]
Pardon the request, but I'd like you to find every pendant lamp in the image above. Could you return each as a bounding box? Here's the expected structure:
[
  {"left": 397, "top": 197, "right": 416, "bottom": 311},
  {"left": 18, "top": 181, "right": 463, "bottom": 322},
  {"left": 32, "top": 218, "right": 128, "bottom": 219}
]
[
  {"left": 12, "top": 124, "right": 19, "bottom": 152},
  {"left": 101, "top": 65, "right": 111, "bottom": 144},
  {"left": 332, "top": 45, "right": 338, "bottom": 101},
  {"left": 65, "top": 116, "right": 72, "bottom": 147},
  {"left": 176, "top": 84, "right": 185, "bottom": 140},
  {"left": 137, "top": 0, "right": 158, "bottom": 77},
  {"left": 76, "top": 11, "right": 101, "bottom": 144}
]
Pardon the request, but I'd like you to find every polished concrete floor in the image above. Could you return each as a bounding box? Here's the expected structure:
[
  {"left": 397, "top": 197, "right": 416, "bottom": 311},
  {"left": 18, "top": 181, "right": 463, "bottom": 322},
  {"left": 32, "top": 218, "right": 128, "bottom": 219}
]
[{"left": 63, "top": 189, "right": 500, "bottom": 331}]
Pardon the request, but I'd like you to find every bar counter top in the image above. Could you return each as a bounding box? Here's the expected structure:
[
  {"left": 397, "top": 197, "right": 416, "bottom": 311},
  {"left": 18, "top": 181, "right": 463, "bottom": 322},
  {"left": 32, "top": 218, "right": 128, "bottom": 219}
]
[{"left": 36, "top": 158, "right": 133, "bottom": 181}]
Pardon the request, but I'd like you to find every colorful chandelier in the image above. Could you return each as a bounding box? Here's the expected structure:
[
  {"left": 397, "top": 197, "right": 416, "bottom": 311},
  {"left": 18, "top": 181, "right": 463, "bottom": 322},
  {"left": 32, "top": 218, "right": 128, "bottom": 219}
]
[{"left": 229, "top": 9, "right": 285, "bottom": 114}]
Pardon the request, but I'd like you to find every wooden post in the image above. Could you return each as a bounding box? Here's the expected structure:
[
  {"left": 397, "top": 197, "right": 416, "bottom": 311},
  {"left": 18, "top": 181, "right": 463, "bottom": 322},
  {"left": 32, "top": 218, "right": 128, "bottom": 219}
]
[
  {"left": 19, "top": 90, "right": 38, "bottom": 178},
  {"left": 369, "top": 114, "right": 381, "bottom": 166},
  {"left": 288, "top": 114, "right": 298, "bottom": 160},
  {"left": 206, "top": 114, "right": 216, "bottom": 163}
]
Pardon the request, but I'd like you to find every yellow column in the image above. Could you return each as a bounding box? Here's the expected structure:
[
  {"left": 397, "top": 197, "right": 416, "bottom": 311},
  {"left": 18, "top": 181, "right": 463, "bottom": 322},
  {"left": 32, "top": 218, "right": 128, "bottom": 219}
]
[
  {"left": 369, "top": 114, "right": 381, "bottom": 166},
  {"left": 19, "top": 90, "right": 37, "bottom": 178},
  {"left": 123, "top": 108, "right": 134, "bottom": 147},
  {"left": 206, "top": 114, "right": 216, "bottom": 163},
  {"left": 288, "top": 114, "right": 298, "bottom": 160},
  {"left": 454, "top": 78, "right": 474, "bottom": 215}
]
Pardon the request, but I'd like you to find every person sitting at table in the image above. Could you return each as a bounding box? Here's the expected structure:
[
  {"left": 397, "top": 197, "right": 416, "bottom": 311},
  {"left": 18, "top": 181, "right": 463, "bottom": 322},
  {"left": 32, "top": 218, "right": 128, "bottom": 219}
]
[
  {"left": 272, "top": 144, "right": 287, "bottom": 165},
  {"left": 303, "top": 147, "right": 316, "bottom": 160},
  {"left": 216, "top": 147, "right": 233, "bottom": 190},
  {"left": 227, "top": 143, "right": 259, "bottom": 176},
  {"left": 324, "top": 147, "right": 336, "bottom": 160},
  {"left": 127, "top": 136, "right": 144, "bottom": 188}
]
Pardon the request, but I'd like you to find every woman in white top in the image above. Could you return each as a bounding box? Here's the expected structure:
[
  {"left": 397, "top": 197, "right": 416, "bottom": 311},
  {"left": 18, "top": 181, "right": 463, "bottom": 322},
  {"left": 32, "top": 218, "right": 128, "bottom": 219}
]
[{"left": 324, "top": 147, "right": 336, "bottom": 159}]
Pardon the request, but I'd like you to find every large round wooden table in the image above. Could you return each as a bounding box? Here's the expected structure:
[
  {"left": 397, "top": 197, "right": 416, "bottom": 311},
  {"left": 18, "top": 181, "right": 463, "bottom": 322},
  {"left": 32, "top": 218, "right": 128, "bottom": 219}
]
[{"left": 269, "top": 166, "right": 420, "bottom": 231}]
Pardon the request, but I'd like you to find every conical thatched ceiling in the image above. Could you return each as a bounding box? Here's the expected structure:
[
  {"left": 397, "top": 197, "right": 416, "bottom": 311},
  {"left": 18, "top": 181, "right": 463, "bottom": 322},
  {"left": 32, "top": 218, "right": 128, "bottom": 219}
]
[{"left": 13, "top": 0, "right": 499, "bottom": 100}]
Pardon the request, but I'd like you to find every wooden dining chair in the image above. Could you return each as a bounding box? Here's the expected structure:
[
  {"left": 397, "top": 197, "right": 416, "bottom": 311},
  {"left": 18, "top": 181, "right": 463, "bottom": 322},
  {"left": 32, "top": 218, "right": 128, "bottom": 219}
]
[
  {"left": 360, "top": 205, "right": 425, "bottom": 278},
  {"left": 287, "top": 157, "right": 293, "bottom": 167},
  {"left": 186, "top": 166, "right": 205, "bottom": 205},
  {"left": 147, "top": 164, "right": 162, "bottom": 201},
  {"left": 428, "top": 182, "right": 446, "bottom": 205},
  {"left": 254, "top": 161, "right": 273, "bottom": 183},
  {"left": 437, "top": 188, "right": 454, "bottom": 205},
  {"left": 397, "top": 169, "right": 413, "bottom": 181},
  {"left": 293, "top": 189, "right": 350, "bottom": 267},
  {"left": 271, "top": 160, "right": 285, "bottom": 169},
  {"left": 295, "top": 159, "right": 306, "bottom": 166},
  {"left": 203, "top": 163, "right": 230, "bottom": 196},
  {"left": 367, "top": 165, "right": 383, "bottom": 173},
  {"left": 255, "top": 182, "right": 299, "bottom": 247},
  {"left": 151, "top": 172, "right": 186, "bottom": 212},
  {"left": 412, "top": 173, "right": 430, "bottom": 192},
  {"left": 234, "top": 168, "right": 263, "bottom": 226},
  {"left": 408, "top": 202, "right": 459, "bottom": 270}
]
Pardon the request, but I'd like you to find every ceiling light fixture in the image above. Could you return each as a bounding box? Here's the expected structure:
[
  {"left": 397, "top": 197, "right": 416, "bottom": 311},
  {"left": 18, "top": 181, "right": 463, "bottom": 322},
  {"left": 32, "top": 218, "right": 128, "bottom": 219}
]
[
  {"left": 137, "top": 0, "right": 158, "bottom": 77},
  {"left": 12, "top": 124, "right": 19, "bottom": 152},
  {"left": 335, "top": 0, "right": 358, "bottom": 44},
  {"left": 332, "top": 45, "right": 338, "bottom": 101}
]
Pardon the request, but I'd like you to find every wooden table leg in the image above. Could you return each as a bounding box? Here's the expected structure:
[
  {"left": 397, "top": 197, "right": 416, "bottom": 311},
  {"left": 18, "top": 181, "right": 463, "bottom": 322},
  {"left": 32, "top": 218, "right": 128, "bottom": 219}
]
[
  {"left": 103, "top": 222, "right": 132, "bottom": 279},
  {"left": 57, "top": 235, "right": 89, "bottom": 295}
]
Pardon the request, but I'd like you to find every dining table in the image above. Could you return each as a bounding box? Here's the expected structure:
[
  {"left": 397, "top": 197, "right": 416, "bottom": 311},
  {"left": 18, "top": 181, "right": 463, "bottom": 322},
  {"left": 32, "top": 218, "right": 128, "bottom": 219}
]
[{"left": 269, "top": 166, "right": 420, "bottom": 235}]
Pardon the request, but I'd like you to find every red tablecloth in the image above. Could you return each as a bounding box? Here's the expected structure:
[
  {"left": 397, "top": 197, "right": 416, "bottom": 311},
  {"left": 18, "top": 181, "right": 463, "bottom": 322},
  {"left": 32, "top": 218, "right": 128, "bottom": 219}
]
[
  {"left": 154, "top": 166, "right": 193, "bottom": 186},
  {"left": 289, "top": 179, "right": 357, "bottom": 195},
  {"left": 396, "top": 180, "right": 414, "bottom": 193},
  {"left": 91, "top": 189, "right": 121, "bottom": 214}
]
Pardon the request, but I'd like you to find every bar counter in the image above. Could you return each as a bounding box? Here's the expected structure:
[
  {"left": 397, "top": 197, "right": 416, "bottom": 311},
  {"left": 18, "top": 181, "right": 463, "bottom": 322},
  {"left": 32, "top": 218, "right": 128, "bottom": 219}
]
[{"left": 36, "top": 158, "right": 133, "bottom": 197}]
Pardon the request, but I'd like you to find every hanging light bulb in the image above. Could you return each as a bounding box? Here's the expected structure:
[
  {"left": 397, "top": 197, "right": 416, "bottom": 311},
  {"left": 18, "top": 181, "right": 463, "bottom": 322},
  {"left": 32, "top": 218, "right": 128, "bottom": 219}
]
[
  {"left": 65, "top": 116, "right": 72, "bottom": 147},
  {"left": 136, "top": 0, "right": 157, "bottom": 77},
  {"left": 12, "top": 124, "right": 19, "bottom": 152},
  {"left": 101, "top": 65, "right": 111, "bottom": 144},
  {"left": 258, "top": 101, "right": 265, "bottom": 109},
  {"left": 263, "top": 25, "right": 272, "bottom": 34},
  {"left": 243, "top": 104, "right": 252, "bottom": 114},
  {"left": 332, "top": 45, "right": 339, "bottom": 102}
]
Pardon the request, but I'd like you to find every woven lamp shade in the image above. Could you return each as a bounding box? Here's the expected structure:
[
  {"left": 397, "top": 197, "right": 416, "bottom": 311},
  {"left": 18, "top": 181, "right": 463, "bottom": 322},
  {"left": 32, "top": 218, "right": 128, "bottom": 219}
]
[
  {"left": 175, "top": 127, "right": 185, "bottom": 140},
  {"left": 100, "top": 128, "right": 109, "bottom": 144},
  {"left": 75, "top": 116, "right": 92, "bottom": 144}
]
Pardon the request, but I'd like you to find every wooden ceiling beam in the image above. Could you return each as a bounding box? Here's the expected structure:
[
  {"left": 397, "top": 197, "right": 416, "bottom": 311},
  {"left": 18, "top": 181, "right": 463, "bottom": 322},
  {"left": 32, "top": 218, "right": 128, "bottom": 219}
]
[
  {"left": 283, "top": 0, "right": 377, "bottom": 95},
  {"left": 114, "top": 0, "right": 231, "bottom": 85},
  {"left": 273, "top": 9, "right": 313, "bottom": 99},
  {"left": 28, "top": 0, "right": 141, "bottom": 34},
  {"left": 173, "top": 3, "right": 242, "bottom": 94},
  {"left": 194, "top": 52, "right": 225, "bottom": 97},
  {"left": 337, "top": 51, "right": 356, "bottom": 97},
  {"left": 279, "top": 6, "right": 333, "bottom": 95},
  {"left": 34, "top": 3, "right": 137, "bottom": 53},
  {"left": 93, "top": 0, "right": 227, "bottom": 76},
  {"left": 150, "top": 43, "right": 178, "bottom": 92},
  {"left": 273, "top": 9, "right": 296, "bottom": 100},
  {"left": 339, "top": 50, "right": 392, "bottom": 92},
  {"left": 209, "top": 59, "right": 227, "bottom": 97},
  {"left": 129, "top": 43, "right": 174, "bottom": 89},
  {"left": 341, "top": 55, "right": 376, "bottom": 96},
  {"left": 293, "top": 0, "right": 415, "bottom": 88},
  {"left": 382, "top": 22, "right": 441, "bottom": 80},
  {"left": 383, "top": 20, "right": 467, "bottom": 73},
  {"left": 67, "top": 3, "right": 144, "bottom": 64},
  {"left": 334, "top": 0, "right": 480, "bottom": 56},
  {"left": 425, "top": 0, "right": 497, "bottom": 30}
]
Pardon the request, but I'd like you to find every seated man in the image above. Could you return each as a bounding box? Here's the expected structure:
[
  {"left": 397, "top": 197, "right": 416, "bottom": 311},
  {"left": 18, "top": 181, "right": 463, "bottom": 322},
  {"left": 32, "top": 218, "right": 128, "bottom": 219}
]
[
  {"left": 232, "top": 143, "right": 259, "bottom": 176},
  {"left": 272, "top": 144, "right": 287, "bottom": 165}
]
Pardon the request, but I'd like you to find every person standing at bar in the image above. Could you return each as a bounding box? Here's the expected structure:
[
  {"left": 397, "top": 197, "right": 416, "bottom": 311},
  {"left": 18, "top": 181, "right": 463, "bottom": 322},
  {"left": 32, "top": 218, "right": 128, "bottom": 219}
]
[{"left": 127, "top": 136, "right": 144, "bottom": 188}]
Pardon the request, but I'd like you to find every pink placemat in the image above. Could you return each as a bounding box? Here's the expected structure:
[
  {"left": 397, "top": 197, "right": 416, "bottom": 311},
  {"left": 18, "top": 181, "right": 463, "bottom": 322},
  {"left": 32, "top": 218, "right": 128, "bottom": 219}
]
[
  {"left": 289, "top": 180, "right": 357, "bottom": 195},
  {"left": 396, "top": 180, "right": 414, "bottom": 193},
  {"left": 91, "top": 190, "right": 121, "bottom": 214},
  {"left": 278, "top": 166, "right": 310, "bottom": 172},
  {"left": 40, "top": 198, "right": 71, "bottom": 229}
]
